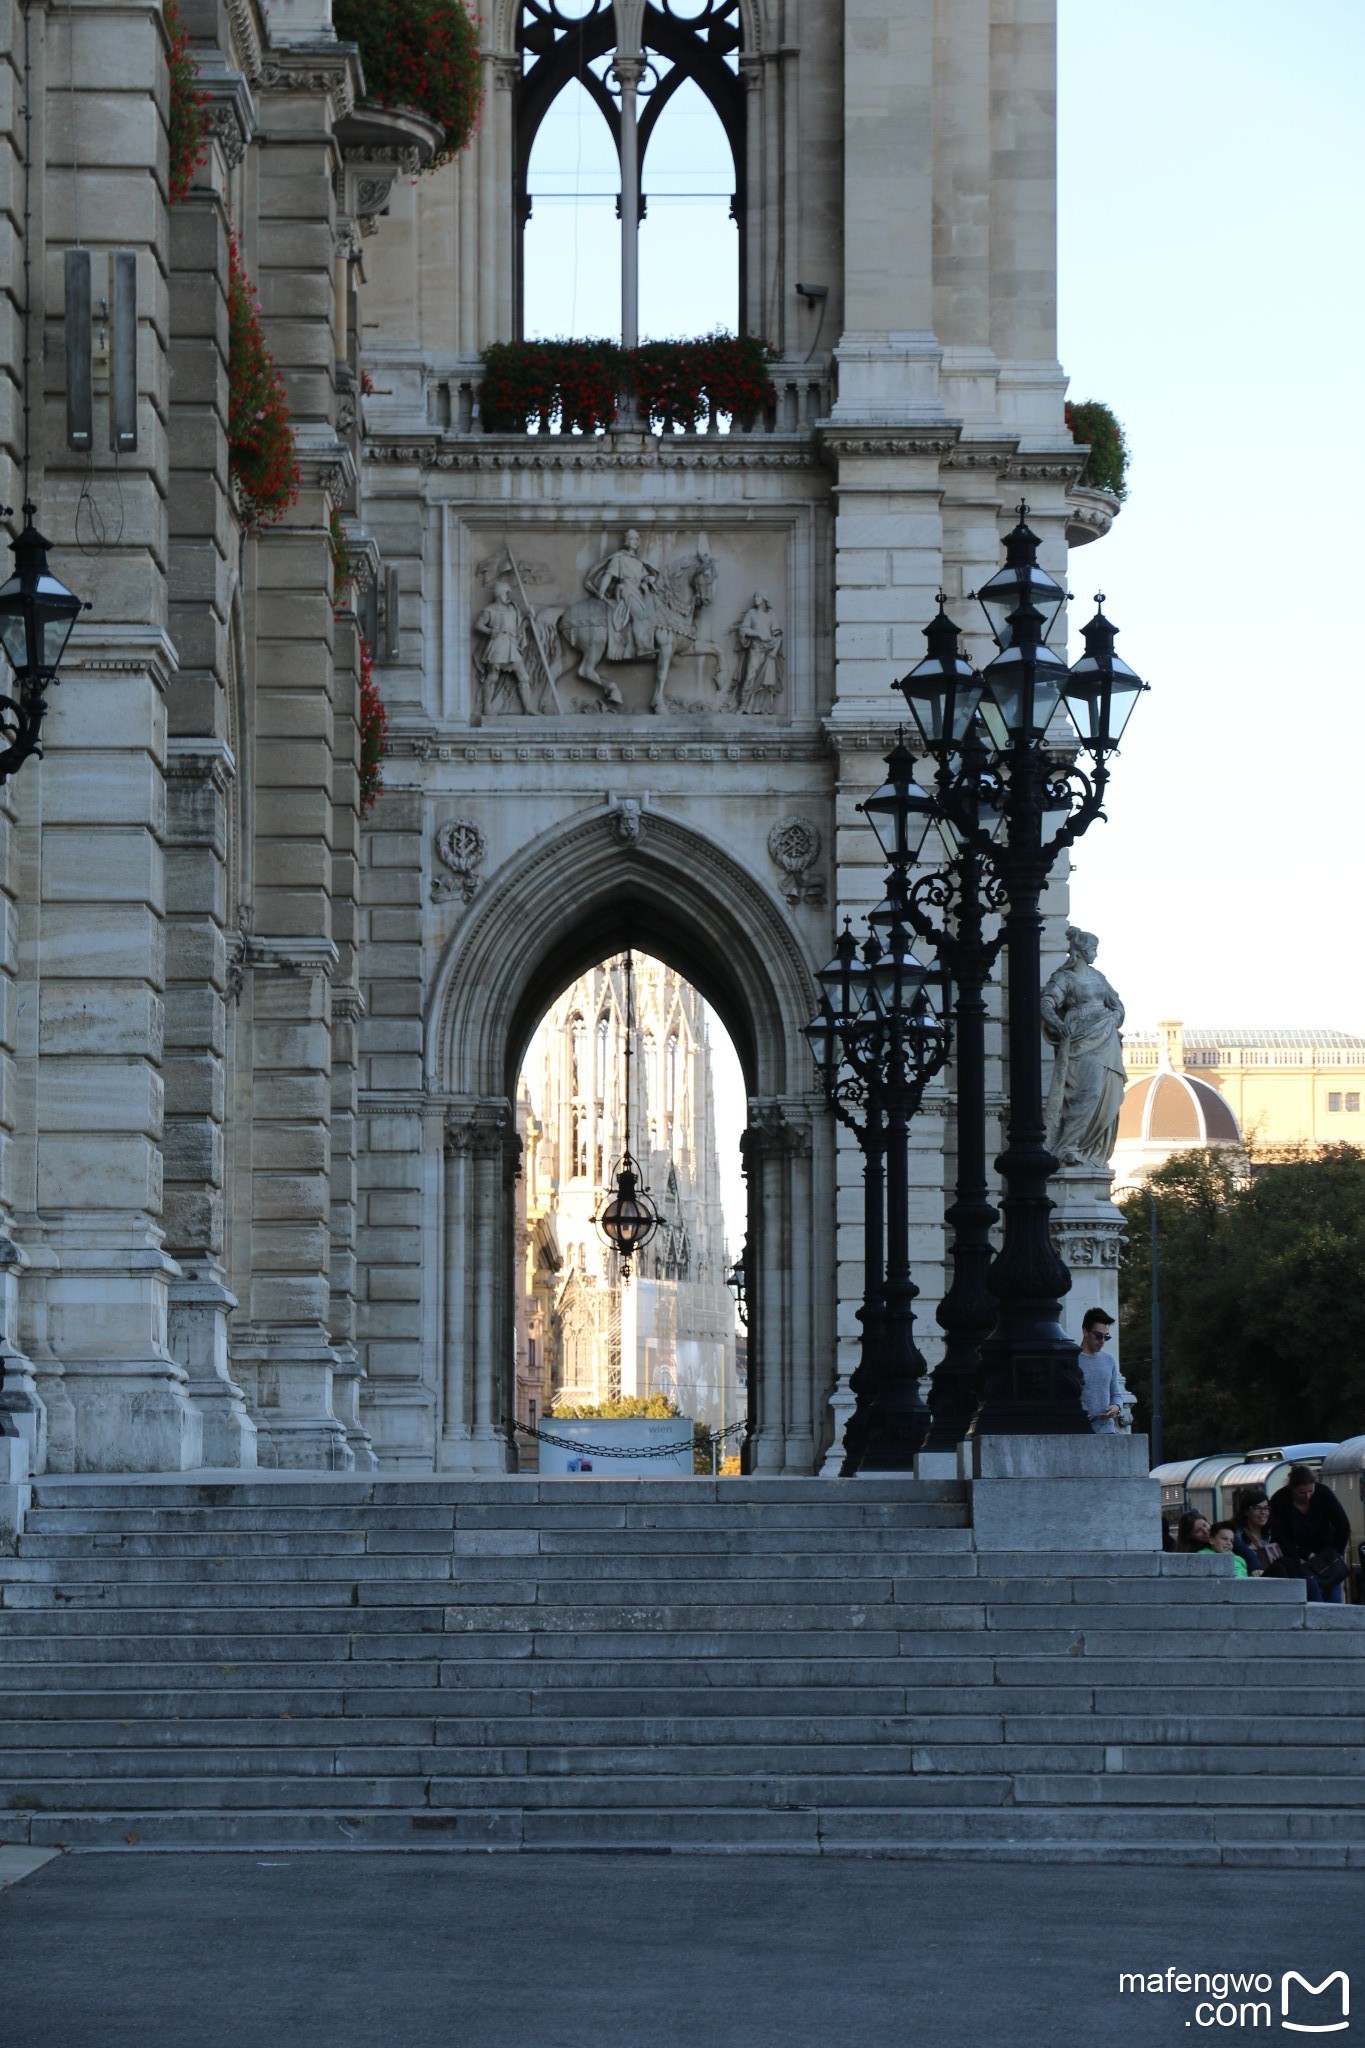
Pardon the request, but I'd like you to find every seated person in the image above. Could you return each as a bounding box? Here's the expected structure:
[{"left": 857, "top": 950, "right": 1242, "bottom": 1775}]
[
  {"left": 1268, "top": 1464, "right": 1351, "bottom": 1604},
  {"left": 1232, "top": 1487, "right": 1290, "bottom": 1578},
  {"left": 1174, "top": 1510, "right": 1213, "bottom": 1554},
  {"left": 1209, "top": 1522, "right": 1249, "bottom": 1577}
]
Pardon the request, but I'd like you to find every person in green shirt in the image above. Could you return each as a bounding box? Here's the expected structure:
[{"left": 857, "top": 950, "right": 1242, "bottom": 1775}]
[{"left": 1210, "top": 1523, "right": 1249, "bottom": 1577}]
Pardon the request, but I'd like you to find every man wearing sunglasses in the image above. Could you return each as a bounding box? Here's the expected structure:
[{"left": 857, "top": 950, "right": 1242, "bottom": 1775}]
[{"left": 1077, "top": 1306, "right": 1123, "bottom": 1432}]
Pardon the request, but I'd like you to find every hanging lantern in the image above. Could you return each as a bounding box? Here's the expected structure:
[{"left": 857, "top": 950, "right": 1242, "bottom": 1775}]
[
  {"left": 0, "top": 503, "right": 87, "bottom": 786},
  {"left": 594, "top": 949, "right": 659, "bottom": 1278}
]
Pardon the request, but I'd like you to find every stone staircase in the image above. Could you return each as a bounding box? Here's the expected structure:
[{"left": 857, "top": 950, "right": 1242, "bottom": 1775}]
[{"left": 1, "top": 1475, "right": 1362, "bottom": 1865}]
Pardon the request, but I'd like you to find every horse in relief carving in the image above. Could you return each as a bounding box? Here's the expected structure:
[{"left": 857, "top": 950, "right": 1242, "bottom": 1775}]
[{"left": 536, "top": 545, "right": 729, "bottom": 713}]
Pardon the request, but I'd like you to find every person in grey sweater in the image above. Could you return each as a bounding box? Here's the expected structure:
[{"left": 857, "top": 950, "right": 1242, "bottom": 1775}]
[{"left": 1077, "top": 1306, "right": 1122, "bottom": 1432}]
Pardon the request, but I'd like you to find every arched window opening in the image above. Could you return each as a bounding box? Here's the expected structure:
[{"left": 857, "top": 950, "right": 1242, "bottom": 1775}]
[
  {"left": 515, "top": 951, "right": 746, "bottom": 1455},
  {"left": 518, "top": 0, "right": 744, "bottom": 344},
  {"left": 522, "top": 73, "right": 622, "bottom": 341},
  {"left": 639, "top": 74, "right": 736, "bottom": 338}
]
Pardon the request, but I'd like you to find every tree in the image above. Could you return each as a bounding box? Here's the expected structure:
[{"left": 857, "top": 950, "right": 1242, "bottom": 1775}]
[{"left": 1117, "top": 1145, "right": 1365, "bottom": 1459}]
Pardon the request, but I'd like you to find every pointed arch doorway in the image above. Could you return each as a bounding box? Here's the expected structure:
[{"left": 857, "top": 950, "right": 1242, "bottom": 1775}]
[{"left": 426, "top": 804, "right": 831, "bottom": 1474}]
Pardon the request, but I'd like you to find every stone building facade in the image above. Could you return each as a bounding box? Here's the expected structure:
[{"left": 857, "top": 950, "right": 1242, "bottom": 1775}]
[{"left": 0, "top": 0, "right": 1116, "bottom": 1485}]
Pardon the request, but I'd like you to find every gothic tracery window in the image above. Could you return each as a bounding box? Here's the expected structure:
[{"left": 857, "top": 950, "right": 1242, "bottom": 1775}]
[{"left": 518, "top": 0, "right": 744, "bottom": 342}]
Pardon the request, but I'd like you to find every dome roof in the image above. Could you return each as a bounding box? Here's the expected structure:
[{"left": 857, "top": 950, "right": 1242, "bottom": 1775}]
[{"left": 1117, "top": 1070, "right": 1242, "bottom": 1146}]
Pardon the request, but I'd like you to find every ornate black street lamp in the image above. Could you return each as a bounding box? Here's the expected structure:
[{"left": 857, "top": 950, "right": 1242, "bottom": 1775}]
[
  {"left": 889, "top": 623, "right": 1010, "bottom": 1447},
  {"left": 898, "top": 510, "right": 1147, "bottom": 1435},
  {"left": 805, "top": 922, "right": 885, "bottom": 1472},
  {"left": 806, "top": 754, "right": 953, "bottom": 1472},
  {"left": 0, "top": 504, "right": 86, "bottom": 785},
  {"left": 724, "top": 1240, "right": 748, "bottom": 1326},
  {"left": 595, "top": 949, "right": 659, "bottom": 1279}
]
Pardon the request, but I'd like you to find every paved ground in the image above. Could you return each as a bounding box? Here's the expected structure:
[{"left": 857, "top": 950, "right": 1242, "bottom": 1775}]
[{"left": 0, "top": 1850, "right": 1356, "bottom": 2047}]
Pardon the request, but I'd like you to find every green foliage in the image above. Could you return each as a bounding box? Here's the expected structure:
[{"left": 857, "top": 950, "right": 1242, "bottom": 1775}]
[
  {"left": 479, "top": 335, "right": 778, "bottom": 434},
  {"left": 547, "top": 1395, "right": 681, "bottom": 1420},
  {"left": 1118, "top": 1146, "right": 1365, "bottom": 1458},
  {"left": 334, "top": 0, "right": 483, "bottom": 168},
  {"left": 1065, "top": 398, "right": 1129, "bottom": 499}
]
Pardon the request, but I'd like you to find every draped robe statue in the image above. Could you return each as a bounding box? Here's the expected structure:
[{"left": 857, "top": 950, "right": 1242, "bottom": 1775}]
[{"left": 1042, "top": 927, "right": 1127, "bottom": 1167}]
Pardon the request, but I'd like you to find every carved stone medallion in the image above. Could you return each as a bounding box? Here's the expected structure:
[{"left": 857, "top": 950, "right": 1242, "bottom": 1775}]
[
  {"left": 432, "top": 818, "right": 488, "bottom": 903},
  {"left": 767, "top": 817, "right": 824, "bottom": 904}
]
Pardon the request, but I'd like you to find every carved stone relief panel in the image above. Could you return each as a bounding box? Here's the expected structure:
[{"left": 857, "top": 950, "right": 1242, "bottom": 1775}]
[{"left": 458, "top": 522, "right": 796, "bottom": 724}]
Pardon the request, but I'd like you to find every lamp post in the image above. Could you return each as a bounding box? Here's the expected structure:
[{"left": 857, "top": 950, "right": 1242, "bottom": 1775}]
[
  {"left": 804, "top": 922, "right": 885, "bottom": 1474},
  {"left": 806, "top": 750, "right": 952, "bottom": 1473},
  {"left": 891, "top": 616, "right": 1012, "bottom": 1446},
  {"left": 0, "top": 503, "right": 86, "bottom": 785},
  {"left": 901, "top": 509, "right": 1146, "bottom": 1435}
]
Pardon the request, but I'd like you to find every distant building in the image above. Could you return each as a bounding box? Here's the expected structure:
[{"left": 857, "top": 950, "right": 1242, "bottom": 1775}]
[
  {"left": 1113, "top": 1020, "right": 1365, "bottom": 1189},
  {"left": 515, "top": 958, "right": 739, "bottom": 1443}
]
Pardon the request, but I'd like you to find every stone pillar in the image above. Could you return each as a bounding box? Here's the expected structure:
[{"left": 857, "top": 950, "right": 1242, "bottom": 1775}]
[
  {"left": 1050, "top": 1162, "right": 1133, "bottom": 1425},
  {"left": 227, "top": 44, "right": 358, "bottom": 1466},
  {"left": 0, "top": 2, "right": 46, "bottom": 1471},
  {"left": 989, "top": 0, "right": 1065, "bottom": 439},
  {"left": 26, "top": 2, "right": 203, "bottom": 1471},
  {"left": 327, "top": 593, "right": 375, "bottom": 1468},
  {"left": 439, "top": 1097, "right": 514, "bottom": 1473},
  {"left": 836, "top": 0, "right": 941, "bottom": 421},
  {"left": 744, "top": 1098, "right": 821, "bottom": 1476}
]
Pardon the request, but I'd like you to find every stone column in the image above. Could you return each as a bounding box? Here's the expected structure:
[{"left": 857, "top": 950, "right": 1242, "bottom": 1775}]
[
  {"left": 1050, "top": 1163, "right": 1133, "bottom": 1425},
  {"left": 228, "top": 43, "right": 358, "bottom": 1466},
  {"left": 744, "top": 1099, "right": 821, "bottom": 1475},
  {"left": 440, "top": 1097, "right": 515, "bottom": 1473},
  {"left": 836, "top": 0, "right": 941, "bottom": 421},
  {"left": 27, "top": 2, "right": 204, "bottom": 1470},
  {"left": 989, "top": 0, "right": 1065, "bottom": 440}
]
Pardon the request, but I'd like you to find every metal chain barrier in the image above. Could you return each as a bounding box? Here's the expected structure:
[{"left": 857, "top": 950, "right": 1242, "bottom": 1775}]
[{"left": 512, "top": 1418, "right": 748, "bottom": 1461}]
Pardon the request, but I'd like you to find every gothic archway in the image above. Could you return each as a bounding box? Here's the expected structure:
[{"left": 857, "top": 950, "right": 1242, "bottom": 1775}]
[{"left": 426, "top": 802, "right": 831, "bottom": 1474}]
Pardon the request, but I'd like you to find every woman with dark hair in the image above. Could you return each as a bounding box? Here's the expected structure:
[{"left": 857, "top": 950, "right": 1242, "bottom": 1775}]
[
  {"left": 1269, "top": 1465, "right": 1352, "bottom": 1603},
  {"left": 1233, "top": 1489, "right": 1290, "bottom": 1579},
  {"left": 1175, "top": 1510, "right": 1213, "bottom": 1554}
]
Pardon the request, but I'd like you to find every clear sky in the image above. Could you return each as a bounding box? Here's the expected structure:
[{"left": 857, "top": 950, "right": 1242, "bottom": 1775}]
[
  {"left": 1058, "top": 0, "right": 1365, "bottom": 1030},
  {"left": 528, "top": 1, "right": 1365, "bottom": 1243}
]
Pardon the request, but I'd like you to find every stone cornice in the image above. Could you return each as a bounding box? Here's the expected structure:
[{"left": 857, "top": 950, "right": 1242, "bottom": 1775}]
[
  {"left": 67, "top": 624, "right": 179, "bottom": 693},
  {"left": 250, "top": 935, "right": 339, "bottom": 979},
  {"left": 198, "top": 62, "right": 258, "bottom": 168},
  {"left": 814, "top": 424, "right": 961, "bottom": 467},
  {"left": 943, "top": 439, "right": 1020, "bottom": 472},
  {"left": 1004, "top": 449, "right": 1088, "bottom": 482},
  {"left": 821, "top": 717, "right": 915, "bottom": 759},
  {"left": 363, "top": 438, "right": 816, "bottom": 474},
  {"left": 383, "top": 731, "right": 830, "bottom": 767},
  {"left": 166, "top": 737, "right": 237, "bottom": 792},
  {"left": 259, "top": 41, "right": 359, "bottom": 121}
]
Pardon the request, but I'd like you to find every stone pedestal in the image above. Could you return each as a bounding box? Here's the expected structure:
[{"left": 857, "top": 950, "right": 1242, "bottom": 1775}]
[
  {"left": 0, "top": 1427, "right": 29, "bottom": 1540},
  {"left": 1049, "top": 1162, "right": 1135, "bottom": 1425},
  {"left": 963, "top": 1432, "right": 1159, "bottom": 1551},
  {"left": 168, "top": 1272, "right": 257, "bottom": 1469}
]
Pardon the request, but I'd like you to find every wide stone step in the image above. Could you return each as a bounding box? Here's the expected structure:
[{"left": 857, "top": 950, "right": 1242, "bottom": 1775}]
[
  {"left": 12, "top": 1800, "right": 1365, "bottom": 1859},
  {"left": 2, "top": 1543, "right": 986, "bottom": 1581},
  {"left": 13, "top": 1524, "right": 976, "bottom": 1559},
  {"left": 26, "top": 1483, "right": 966, "bottom": 1523}
]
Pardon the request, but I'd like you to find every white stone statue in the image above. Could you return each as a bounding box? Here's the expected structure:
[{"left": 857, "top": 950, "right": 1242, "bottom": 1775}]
[
  {"left": 733, "top": 591, "right": 784, "bottom": 713},
  {"left": 585, "top": 527, "right": 663, "bottom": 663},
  {"left": 1042, "top": 926, "right": 1127, "bottom": 1167},
  {"left": 473, "top": 578, "right": 537, "bottom": 715}
]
